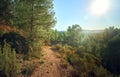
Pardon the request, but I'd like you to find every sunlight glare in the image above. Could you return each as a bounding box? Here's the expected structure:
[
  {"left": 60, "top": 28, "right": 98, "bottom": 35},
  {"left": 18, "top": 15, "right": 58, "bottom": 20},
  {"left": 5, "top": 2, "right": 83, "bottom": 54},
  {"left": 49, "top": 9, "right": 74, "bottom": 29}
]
[{"left": 89, "top": 0, "right": 110, "bottom": 16}]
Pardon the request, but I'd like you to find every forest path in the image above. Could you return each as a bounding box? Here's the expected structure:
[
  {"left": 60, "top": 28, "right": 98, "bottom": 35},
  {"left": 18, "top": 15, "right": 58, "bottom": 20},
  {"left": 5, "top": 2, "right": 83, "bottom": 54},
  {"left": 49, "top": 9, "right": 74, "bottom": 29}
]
[{"left": 31, "top": 46, "right": 64, "bottom": 77}]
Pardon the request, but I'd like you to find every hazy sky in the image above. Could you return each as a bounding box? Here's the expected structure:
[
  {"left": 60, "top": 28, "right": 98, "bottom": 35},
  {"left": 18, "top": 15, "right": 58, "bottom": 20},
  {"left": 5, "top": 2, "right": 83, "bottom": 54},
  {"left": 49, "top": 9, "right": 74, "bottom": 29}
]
[{"left": 53, "top": 0, "right": 120, "bottom": 31}]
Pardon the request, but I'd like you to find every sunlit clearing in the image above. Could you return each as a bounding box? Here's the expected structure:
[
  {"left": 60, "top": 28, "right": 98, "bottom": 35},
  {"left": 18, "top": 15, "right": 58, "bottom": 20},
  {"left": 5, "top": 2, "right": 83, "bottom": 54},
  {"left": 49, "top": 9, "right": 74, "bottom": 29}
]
[{"left": 89, "top": 0, "right": 110, "bottom": 16}]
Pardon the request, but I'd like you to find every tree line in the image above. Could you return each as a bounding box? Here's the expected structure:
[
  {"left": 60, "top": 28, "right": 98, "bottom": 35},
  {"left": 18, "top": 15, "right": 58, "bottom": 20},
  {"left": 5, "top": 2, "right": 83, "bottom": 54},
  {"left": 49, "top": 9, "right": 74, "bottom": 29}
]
[
  {"left": 0, "top": 0, "right": 120, "bottom": 77},
  {"left": 50, "top": 24, "right": 120, "bottom": 77}
]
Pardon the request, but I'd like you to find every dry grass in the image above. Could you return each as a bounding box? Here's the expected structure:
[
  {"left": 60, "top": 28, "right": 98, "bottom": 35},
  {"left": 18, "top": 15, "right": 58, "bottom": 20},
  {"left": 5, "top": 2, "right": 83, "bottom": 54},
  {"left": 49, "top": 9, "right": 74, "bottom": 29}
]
[{"left": 0, "top": 25, "right": 27, "bottom": 37}]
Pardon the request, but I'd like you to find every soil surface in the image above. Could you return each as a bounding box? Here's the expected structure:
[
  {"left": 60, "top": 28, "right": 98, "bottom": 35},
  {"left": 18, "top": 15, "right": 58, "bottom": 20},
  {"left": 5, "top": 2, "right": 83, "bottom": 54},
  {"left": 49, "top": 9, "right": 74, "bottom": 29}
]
[{"left": 31, "top": 46, "right": 71, "bottom": 77}]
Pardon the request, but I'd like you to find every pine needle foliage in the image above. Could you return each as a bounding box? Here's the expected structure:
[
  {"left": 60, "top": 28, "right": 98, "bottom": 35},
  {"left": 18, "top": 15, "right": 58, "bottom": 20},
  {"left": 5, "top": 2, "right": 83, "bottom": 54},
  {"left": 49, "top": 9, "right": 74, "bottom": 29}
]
[{"left": 0, "top": 41, "right": 20, "bottom": 77}]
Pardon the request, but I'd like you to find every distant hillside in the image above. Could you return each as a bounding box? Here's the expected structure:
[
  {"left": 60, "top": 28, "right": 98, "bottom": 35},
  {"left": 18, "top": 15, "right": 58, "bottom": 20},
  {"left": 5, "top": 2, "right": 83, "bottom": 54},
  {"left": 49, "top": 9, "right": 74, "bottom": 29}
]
[
  {"left": 82, "top": 30, "right": 103, "bottom": 34},
  {"left": 58, "top": 30, "right": 103, "bottom": 34}
]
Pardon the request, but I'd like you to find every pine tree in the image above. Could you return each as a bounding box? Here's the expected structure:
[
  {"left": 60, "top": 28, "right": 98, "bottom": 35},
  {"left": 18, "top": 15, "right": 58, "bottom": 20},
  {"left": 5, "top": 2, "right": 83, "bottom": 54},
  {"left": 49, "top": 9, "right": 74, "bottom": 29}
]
[
  {"left": 0, "top": 0, "right": 13, "bottom": 25},
  {"left": 12, "top": 0, "right": 56, "bottom": 51},
  {"left": 12, "top": 0, "right": 56, "bottom": 32}
]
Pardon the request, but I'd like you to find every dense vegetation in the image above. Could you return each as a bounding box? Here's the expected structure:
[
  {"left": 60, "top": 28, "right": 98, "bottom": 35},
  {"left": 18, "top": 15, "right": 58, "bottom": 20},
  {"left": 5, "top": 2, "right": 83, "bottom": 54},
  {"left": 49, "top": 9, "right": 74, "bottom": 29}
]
[
  {"left": 51, "top": 25, "right": 120, "bottom": 77},
  {"left": 0, "top": 0, "right": 120, "bottom": 77},
  {"left": 0, "top": 0, "right": 55, "bottom": 77}
]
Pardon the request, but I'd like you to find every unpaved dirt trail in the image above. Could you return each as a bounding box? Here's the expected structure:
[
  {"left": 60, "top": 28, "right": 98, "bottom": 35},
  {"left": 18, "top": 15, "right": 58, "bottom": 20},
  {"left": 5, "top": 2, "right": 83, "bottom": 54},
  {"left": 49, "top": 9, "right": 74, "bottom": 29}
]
[{"left": 31, "top": 46, "right": 63, "bottom": 77}]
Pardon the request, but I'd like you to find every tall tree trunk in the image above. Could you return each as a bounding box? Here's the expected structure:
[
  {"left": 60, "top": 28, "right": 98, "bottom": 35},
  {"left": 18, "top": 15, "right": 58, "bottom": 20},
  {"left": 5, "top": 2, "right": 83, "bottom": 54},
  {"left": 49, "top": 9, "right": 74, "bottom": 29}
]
[
  {"left": 30, "top": 0, "right": 34, "bottom": 39},
  {"left": 29, "top": 1, "right": 34, "bottom": 51}
]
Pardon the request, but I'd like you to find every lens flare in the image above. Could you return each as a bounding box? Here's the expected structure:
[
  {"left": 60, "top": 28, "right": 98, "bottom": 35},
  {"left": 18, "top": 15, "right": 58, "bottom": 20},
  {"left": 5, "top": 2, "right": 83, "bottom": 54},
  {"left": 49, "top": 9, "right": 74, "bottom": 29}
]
[{"left": 89, "top": 0, "right": 110, "bottom": 16}]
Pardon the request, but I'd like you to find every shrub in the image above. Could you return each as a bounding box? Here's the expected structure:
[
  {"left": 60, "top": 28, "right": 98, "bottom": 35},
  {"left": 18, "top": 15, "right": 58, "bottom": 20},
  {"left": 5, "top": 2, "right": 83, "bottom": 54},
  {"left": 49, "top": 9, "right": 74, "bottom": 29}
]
[
  {"left": 52, "top": 44, "right": 63, "bottom": 51},
  {"left": 0, "top": 32, "right": 29, "bottom": 54},
  {"left": 21, "top": 63, "right": 37, "bottom": 76},
  {"left": 25, "top": 50, "right": 42, "bottom": 60},
  {"left": 0, "top": 42, "right": 20, "bottom": 77},
  {"left": 60, "top": 59, "right": 68, "bottom": 69}
]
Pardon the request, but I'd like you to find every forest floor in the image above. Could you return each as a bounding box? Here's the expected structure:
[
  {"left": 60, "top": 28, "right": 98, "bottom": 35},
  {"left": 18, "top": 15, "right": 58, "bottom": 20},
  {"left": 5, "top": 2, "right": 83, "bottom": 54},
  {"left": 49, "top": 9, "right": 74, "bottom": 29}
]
[{"left": 31, "top": 46, "right": 73, "bottom": 77}]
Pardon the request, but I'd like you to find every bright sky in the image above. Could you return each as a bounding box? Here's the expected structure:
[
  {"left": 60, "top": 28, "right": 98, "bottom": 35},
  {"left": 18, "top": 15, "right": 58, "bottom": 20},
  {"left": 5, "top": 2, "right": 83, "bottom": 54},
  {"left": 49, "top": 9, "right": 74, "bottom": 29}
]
[{"left": 53, "top": 0, "right": 120, "bottom": 31}]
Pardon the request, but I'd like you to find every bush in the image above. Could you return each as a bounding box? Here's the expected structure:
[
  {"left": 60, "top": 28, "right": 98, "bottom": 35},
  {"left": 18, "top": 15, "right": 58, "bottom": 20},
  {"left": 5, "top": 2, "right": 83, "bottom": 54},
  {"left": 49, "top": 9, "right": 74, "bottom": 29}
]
[
  {"left": 0, "top": 42, "right": 20, "bottom": 77},
  {"left": 52, "top": 44, "right": 63, "bottom": 51},
  {"left": 21, "top": 63, "right": 37, "bottom": 76},
  {"left": 0, "top": 32, "right": 29, "bottom": 54},
  {"left": 25, "top": 49, "right": 42, "bottom": 60}
]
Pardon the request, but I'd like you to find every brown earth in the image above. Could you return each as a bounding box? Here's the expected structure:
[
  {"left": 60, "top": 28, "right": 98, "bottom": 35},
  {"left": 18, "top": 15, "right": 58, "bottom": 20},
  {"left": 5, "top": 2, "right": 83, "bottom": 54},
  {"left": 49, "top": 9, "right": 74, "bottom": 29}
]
[{"left": 31, "top": 46, "right": 73, "bottom": 77}]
